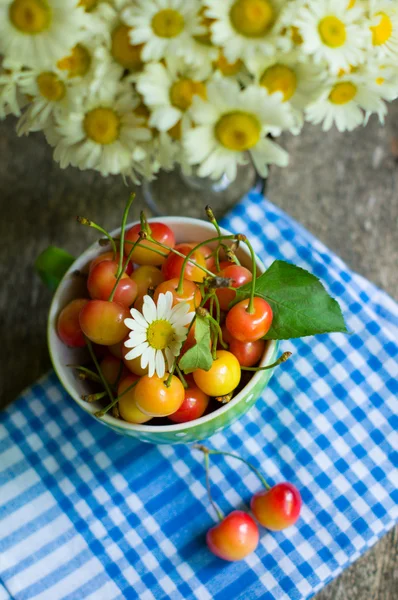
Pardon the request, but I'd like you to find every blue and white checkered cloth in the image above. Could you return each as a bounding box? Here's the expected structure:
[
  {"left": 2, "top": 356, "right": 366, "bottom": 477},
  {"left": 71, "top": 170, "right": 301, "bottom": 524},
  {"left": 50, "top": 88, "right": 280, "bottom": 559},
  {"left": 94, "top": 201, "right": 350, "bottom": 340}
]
[{"left": 1, "top": 192, "right": 397, "bottom": 600}]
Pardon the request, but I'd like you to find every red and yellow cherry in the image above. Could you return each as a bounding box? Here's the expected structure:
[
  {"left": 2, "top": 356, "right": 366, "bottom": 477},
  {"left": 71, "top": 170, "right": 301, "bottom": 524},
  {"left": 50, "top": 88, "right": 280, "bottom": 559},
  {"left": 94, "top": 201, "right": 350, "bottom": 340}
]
[
  {"left": 216, "top": 265, "right": 252, "bottom": 311},
  {"left": 207, "top": 511, "right": 259, "bottom": 561},
  {"left": 168, "top": 384, "right": 209, "bottom": 423},
  {"left": 89, "top": 251, "right": 133, "bottom": 275},
  {"left": 229, "top": 338, "right": 265, "bottom": 367},
  {"left": 226, "top": 297, "right": 273, "bottom": 342},
  {"left": 134, "top": 374, "right": 185, "bottom": 417},
  {"left": 130, "top": 265, "right": 164, "bottom": 297},
  {"left": 87, "top": 260, "right": 137, "bottom": 307},
  {"left": 79, "top": 300, "right": 129, "bottom": 345},
  {"left": 161, "top": 243, "right": 206, "bottom": 282},
  {"left": 122, "top": 342, "right": 149, "bottom": 376},
  {"left": 57, "top": 298, "right": 88, "bottom": 347},
  {"left": 193, "top": 350, "right": 241, "bottom": 396},
  {"left": 212, "top": 259, "right": 233, "bottom": 273},
  {"left": 100, "top": 354, "right": 127, "bottom": 386},
  {"left": 108, "top": 339, "right": 124, "bottom": 359},
  {"left": 187, "top": 242, "right": 215, "bottom": 270},
  {"left": 124, "top": 222, "right": 175, "bottom": 266},
  {"left": 153, "top": 278, "right": 201, "bottom": 311},
  {"left": 251, "top": 483, "right": 302, "bottom": 531},
  {"left": 117, "top": 375, "right": 151, "bottom": 424}
]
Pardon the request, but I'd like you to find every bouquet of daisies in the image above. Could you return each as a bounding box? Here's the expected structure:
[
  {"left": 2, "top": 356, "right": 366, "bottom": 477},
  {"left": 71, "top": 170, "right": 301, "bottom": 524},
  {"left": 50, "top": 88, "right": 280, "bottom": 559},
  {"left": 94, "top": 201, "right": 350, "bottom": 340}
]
[{"left": 1, "top": 0, "right": 397, "bottom": 183}]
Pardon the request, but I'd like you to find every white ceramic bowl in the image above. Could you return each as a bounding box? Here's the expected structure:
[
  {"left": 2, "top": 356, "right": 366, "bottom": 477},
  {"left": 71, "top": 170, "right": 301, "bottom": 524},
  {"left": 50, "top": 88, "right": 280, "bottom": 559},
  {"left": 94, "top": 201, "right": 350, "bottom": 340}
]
[{"left": 48, "top": 217, "right": 278, "bottom": 444}]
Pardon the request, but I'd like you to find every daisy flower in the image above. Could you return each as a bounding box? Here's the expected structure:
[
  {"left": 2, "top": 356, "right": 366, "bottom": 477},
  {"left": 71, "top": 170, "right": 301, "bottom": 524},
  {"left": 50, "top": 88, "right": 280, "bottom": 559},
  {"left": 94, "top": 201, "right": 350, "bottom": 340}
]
[
  {"left": 305, "top": 74, "right": 388, "bottom": 132},
  {"left": 0, "top": 58, "right": 26, "bottom": 119},
  {"left": 47, "top": 81, "right": 152, "bottom": 179},
  {"left": 184, "top": 77, "right": 292, "bottom": 181},
  {"left": 124, "top": 292, "right": 194, "bottom": 378},
  {"left": 0, "top": 0, "right": 85, "bottom": 69},
  {"left": 369, "top": 0, "right": 398, "bottom": 60},
  {"left": 137, "top": 59, "right": 207, "bottom": 132},
  {"left": 122, "top": 0, "right": 204, "bottom": 63},
  {"left": 296, "top": 0, "right": 370, "bottom": 74},
  {"left": 248, "top": 51, "right": 324, "bottom": 132},
  {"left": 204, "top": 0, "right": 290, "bottom": 64}
]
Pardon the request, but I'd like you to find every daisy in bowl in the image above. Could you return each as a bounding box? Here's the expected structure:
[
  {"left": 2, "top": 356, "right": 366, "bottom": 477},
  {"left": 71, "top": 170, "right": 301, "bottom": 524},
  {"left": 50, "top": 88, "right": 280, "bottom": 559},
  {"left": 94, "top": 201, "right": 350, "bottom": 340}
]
[
  {"left": 296, "top": 0, "right": 370, "bottom": 74},
  {"left": 122, "top": 0, "right": 205, "bottom": 63},
  {"left": 46, "top": 80, "right": 152, "bottom": 180},
  {"left": 124, "top": 292, "right": 195, "bottom": 379},
  {"left": 247, "top": 51, "right": 324, "bottom": 133},
  {"left": 204, "top": 0, "right": 290, "bottom": 64},
  {"left": 0, "top": 0, "right": 85, "bottom": 69},
  {"left": 305, "top": 73, "right": 388, "bottom": 132},
  {"left": 369, "top": 0, "right": 398, "bottom": 60},
  {"left": 137, "top": 58, "right": 207, "bottom": 132},
  {"left": 183, "top": 77, "right": 292, "bottom": 181}
]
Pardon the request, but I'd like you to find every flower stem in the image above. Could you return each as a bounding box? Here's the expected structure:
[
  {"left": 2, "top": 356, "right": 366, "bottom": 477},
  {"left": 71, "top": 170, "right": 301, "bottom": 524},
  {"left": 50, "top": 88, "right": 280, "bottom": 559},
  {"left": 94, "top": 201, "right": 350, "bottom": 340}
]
[
  {"left": 203, "top": 450, "right": 224, "bottom": 522},
  {"left": 116, "top": 193, "right": 135, "bottom": 279},
  {"left": 176, "top": 235, "right": 236, "bottom": 295},
  {"left": 238, "top": 235, "right": 257, "bottom": 314},
  {"left": 194, "top": 445, "right": 270, "bottom": 490},
  {"left": 164, "top": 360, "right": 177, "bottom": 387},
  {"left": 241, "top": 351, "right": 292, "bottom": 371},
  {"left": 76, "top": 216, "right": 117, "bottom": 259}
]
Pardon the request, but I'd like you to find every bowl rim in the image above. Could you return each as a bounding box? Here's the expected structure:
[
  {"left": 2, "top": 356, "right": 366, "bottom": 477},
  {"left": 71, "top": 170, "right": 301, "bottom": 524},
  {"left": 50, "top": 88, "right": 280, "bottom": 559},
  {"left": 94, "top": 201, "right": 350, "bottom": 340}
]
[{"left": 48, "top": 215, "right": 277, "bottom": 433}]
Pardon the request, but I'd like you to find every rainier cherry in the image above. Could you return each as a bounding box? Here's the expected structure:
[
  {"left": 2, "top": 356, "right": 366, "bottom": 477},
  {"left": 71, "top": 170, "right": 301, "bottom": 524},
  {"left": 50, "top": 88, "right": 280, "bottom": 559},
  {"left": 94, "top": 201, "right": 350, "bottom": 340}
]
[
  {"left": 216, "top": 265, "right": 252, "bottom": 311},
  {"left": 130, "top": 265, "right": 164, "bottom": 297},
  {"left": 251, "top": 483, "right": 302, "bottom": 531},
  {"left": 87, "top": 260, "right": 137, "bottom": 307},
  {"left": 229, "top": 338, "right": 265, "bottom": 367},
  {"left": 226, "top": 297, "right": 273, "bottom": 342},
  {"left": 134, "top": 374, "right": 185, "bottom": 417},
  {"left": 193, "top": 350, "right": 240, "bottom": 397},
  {"left": 124, "top": 222, "right": 175, "bottom": 266},
  {"left": 162, "top": 243, "right": 206, "bottom": 282},
  {"left": 79, "top": 300, "right": 129, "bottom": 345},
  {"left": 100, "top": 355, "right": 127, "bottom": 386},
  {"left": 57, "top": 298, "right": 88, "bottom": 347},
  {"left": 168, "top": 383, "right": 209, "bottom": 423},
  {"left": 207, "top": 511, "right": 259, "bottom": 562},
  {"left": 117, "top": 375, "right": 151, "bottom": 424},
  {"left": 154, "top": 278, "right": 201, "bottom": 312},
  {"left": 89, "top": 251, "right": 133, "bottom": 276}
]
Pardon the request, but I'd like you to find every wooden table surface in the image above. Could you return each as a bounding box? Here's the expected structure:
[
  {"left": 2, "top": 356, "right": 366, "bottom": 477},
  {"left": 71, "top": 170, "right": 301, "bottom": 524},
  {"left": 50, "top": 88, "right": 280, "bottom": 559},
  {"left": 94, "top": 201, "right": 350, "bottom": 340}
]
[{"left": 0, "top": 104, "right": 397, "bottom": 599}]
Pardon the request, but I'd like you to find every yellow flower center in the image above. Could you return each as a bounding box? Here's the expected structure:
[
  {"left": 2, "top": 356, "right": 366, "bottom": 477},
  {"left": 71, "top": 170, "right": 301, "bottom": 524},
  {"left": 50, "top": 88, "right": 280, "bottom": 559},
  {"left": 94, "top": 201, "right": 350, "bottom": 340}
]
[
  {"left": 329, "top": 81, "right": 357, "bottom": 104},
  {"left": 371, "top": 12, "right": 393, "bottom": 46},
  {"left": 169, "top": 79, "right": 207, "bottom": 111},
  {"left": 347, "top": 0, "right": 356, "bottom": 8},
  {"left": 9, "top": 0, "right": 51, "bottom": 34},
  {"left": 290, "top": 25, "right": 303, "bottom": 45},
  {"left": 194, "top": 6, "right": 214, "bottom": 45},
  {"left": 318, "top": 16, "right": 347, "bottom": 48},
  {"left": 213, "top": 52, "right": 242, "bottom": 76},
  {"left": 84, "top": 108, "right": 120, "bottom": 145},
  {"left": 260, "top": 64, "right": 297, "bottom": 102},
  {"left": 111, "top": 24, "right": 144, "bottom": 71},
  {"left": 151, "top": 9, "right": 184, "bottom": 38},
  {"left": 37, "top": 72, "right": 65, "bottom": 101},
  {"left": 57, "top": 44, "right": 91, "bottom": 78},
  {"left": 78, "top": 0, "right": 98, "bottom": 10},
  {"left": 215, "top": 112, "right": 261, "bottom": 151},
  {"left": 230, "top": 0, "right": 275, "bottom": 37},
  {"left": 147, "top": 320, "right": 175, "bottom": 350},
  {"left": 168, "top": 120, "right": 182, "bottom": 140},
  {"left": 376, "top": 76, "right": 385, "bottom": 85}
]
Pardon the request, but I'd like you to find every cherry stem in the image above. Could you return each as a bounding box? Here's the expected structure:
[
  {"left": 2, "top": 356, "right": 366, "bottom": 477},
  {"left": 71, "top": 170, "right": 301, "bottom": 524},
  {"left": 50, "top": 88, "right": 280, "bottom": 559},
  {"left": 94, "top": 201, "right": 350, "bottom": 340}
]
[
  {"left": 67, "top": 364, "right": 101, "bottom": 383},
  {"left": 239, "top": 235, "right": 257, "bottom": 314},
  {"left": 146, "top": 237, "right": 216, "bottom": 278},
  {"left": 116, "top": 193, "right": 135, "bottom": 279},
  {"left": 175, "top": 365, "right": 188, "bottom": 388},
  {"left": 85, "top": 337, "right": 116, "bottom": 409},
  {"left": 208, "top": 314, "right": 227, "bottom": 351},
  {"left": 77, "top": 216, "right": 117, "bottom": 259},
  {"left": 176, "top": 235, "right": 236, "bottom": 295},
  {"left": 205, "top": 206, "right": 222, "bottom": 272},
  {"left": 82, "top": 391, "right": 107, "bottom": 403},
  {"left": 241, "top": 351, "right": 292, "bottom": 371},
  {"left": 194, "top": 445, "right": 270, "bottom": 490},
  {"left": 118, "top": 238, "right": 168, "bottom": 259},
  {"left": 203, "top": 451, "right": 224, "bottom": 522},
  {"left": 95, "top": 379, "right": 138, "bottom": 418},
  {"left": 108, "top": 233, "right": 143, "bottom": 302}
]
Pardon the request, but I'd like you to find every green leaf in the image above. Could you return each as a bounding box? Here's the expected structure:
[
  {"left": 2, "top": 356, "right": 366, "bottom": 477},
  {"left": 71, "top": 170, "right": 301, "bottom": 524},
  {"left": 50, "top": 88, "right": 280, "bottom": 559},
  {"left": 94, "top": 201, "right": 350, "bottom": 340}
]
[
  {"left": 234, "top": 260, "right": 348, "bottom": 340},
  {"left": 179, "top": 316, "right": 213, "bottom": 373}
]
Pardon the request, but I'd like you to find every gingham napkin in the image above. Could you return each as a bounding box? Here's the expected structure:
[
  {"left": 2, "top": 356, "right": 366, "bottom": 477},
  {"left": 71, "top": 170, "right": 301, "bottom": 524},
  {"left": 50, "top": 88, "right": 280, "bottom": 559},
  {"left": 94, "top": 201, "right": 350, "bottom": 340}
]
[{"left": 1, "top": 192, "right": 397, "bottom": 600}]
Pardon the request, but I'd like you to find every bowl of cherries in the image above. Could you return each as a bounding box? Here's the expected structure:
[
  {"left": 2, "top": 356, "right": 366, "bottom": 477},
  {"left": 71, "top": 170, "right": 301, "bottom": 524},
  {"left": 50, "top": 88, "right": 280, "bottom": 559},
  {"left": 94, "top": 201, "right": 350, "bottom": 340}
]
[{"left": 41, "top": 195, "right": 347, "bottom": 445}]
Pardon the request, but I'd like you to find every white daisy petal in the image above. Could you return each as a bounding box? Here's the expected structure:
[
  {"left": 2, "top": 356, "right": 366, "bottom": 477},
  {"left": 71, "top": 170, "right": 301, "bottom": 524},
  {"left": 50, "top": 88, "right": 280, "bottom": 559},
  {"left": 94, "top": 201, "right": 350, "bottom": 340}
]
[
  {"left": 125, "top": 342, "right": 149, "bottom": 361},
  {"left": 155, "top": 350, "right": 166, "bottom": 378},
  {"left": 165, "top": 347, "right": 175, "bottom": 371},
  {"left": 156, "top": 292, "right": 167, "bottom": 320},
  {"left": 143, "top": 294, "right": 157, "bottom": 322}
]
